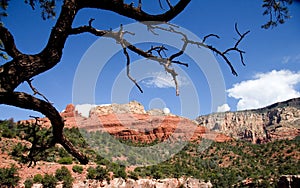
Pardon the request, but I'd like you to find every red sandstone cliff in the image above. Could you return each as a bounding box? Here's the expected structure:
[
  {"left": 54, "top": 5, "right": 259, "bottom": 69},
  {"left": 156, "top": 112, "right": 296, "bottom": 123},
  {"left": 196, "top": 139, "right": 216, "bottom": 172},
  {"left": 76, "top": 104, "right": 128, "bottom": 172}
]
[{"left": 18, "top": 102, "right": 230, "bottom": 143}]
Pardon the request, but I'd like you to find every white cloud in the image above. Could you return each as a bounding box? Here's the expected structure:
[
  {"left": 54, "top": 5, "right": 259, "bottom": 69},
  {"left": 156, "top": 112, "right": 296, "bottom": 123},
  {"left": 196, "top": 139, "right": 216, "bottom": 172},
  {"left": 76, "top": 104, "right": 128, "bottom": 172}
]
[
  {"left": 282, "top": 54, "right": 300, "bottom": 64},
  {"left": 227, "top": 70, "right": 300, "bottom": 111},
  {"left": 217, "top": 104, "right": 231, "bottom": 112},
  {"left": 143, "top": 72, "right": 189, "bottom": 88}
]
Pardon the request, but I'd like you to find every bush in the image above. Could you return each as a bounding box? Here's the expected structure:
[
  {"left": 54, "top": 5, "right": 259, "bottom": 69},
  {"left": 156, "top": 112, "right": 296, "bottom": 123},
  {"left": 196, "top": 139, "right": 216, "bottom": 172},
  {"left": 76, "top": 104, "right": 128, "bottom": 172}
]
[
  {"left": 41, "top": 174, "right": 57, "bottom": 188},
  {"left": 114, "top": 166, "right": 127, "bottom": 179},
  {"left": 55, "top": 166, "right": 71, "bottom": 181},
  {"left": 0, "top": 165, "right": 20, "bottom": 187},
  {"left": 55, "top": 166, "right": 74, "bottom": 188},
  {"left": 0, "top": 119, "right": 17, "bottom": 138},
  {"left": 87, "top": 166, "right": 109, "bottom": 181},
  {"left": 87, "top": 167, "right": 97, "bottom": 179},
  {"left": 24, "top": 178, "right": 34, "bottom": 188},
  {"left": 128, "top": 171, "right": 139, "bottom": 180},
  {"left": 58, "top": 148, "right": 71, "bottom": 158},
  {"left": 33, "top": 174, "right": 43, "bottom": 183},
  {"left": 72, "top": 165, "right": 83, "bottom": 174},
  {"left": 11, "top": 143, "right": 26, "bottom": 158},
  {"left": 62, "top": 177, "right": 74, "bottom": 188},
  {"left": 57, "top": 157, "right": 73, "bottom": 164}
]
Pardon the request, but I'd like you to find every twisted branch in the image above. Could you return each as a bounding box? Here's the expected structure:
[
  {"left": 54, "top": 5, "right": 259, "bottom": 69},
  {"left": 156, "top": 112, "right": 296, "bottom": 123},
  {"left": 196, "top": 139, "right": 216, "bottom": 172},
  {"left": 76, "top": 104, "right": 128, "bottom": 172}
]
[
  {"left": 71, "top": 19, "right": 249, "bottom": 95},
  {"left": 27, "top": 79, "right": 51, "bottom": 104}
]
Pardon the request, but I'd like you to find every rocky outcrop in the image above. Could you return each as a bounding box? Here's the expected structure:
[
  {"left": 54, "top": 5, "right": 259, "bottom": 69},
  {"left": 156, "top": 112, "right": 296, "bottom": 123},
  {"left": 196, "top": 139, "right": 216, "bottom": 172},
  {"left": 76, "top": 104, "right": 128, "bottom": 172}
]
[
  {"left": 23, "top": 178, "right": 212, "bottom": 188},
  {"left": 196, "top": 98, "right": 300, "bottom": 143},
  {"left": 90, "top": 101, "right": 147, "bottom": 115},
  {"left": 18, "top": 101, "right": 230, "bottom": 143},
  {"left": 74, "top": 178, "right": 213, "bottom": 188}
]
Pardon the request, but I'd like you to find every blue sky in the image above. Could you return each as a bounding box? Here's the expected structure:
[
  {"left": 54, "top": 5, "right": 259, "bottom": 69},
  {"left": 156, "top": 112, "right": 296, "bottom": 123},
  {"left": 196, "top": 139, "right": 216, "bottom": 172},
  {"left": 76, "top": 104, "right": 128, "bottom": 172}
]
[{"left": 1, "top": 0, "right": 300, "bottom": 120}]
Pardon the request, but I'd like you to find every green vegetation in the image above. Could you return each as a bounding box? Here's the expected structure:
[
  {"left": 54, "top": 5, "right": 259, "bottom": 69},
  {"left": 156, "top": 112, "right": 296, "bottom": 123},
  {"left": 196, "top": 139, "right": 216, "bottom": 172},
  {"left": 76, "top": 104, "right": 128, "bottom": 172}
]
[
  {"left": 55, "top": 166, "right": 74, "bottom": 188},
  {"left": 0, "top": 119, "right": 17, "bottom": 138},
  {"left": 0, "top": 120, "right": 299, "bottom": 187},
  {"left": 33, "top": 174, "right": 43, "bottom": 183},
  {"left": 0, "top": 165, "right": 20, "bottom": 187},
  {"left": 72, "top": 165, "right": 83, "bottom": 174},
  {"left": 57, "top": 157, "right": 73, "bottom": 164},
  {"left": 24, "top": 178, "right": 34, "bottom": 188},
  {"left": 87, "top": 166, "right": 109, "bottom": 182},
  {"left": 131, "top": 139, "right": 300, "bottom": 187},
  {"left": 41, "top": 174, "right": 57, "bottom": 188},
  {"left": 29, "top": 169, "right": 73, "bottom": 188}
]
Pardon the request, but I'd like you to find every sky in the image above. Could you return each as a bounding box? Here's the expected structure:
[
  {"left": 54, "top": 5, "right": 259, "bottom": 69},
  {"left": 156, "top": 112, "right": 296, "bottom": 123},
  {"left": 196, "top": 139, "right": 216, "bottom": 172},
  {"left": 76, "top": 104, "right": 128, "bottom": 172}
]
[{"left": 1, "top": 0, "right": 300, "bottom": 121}]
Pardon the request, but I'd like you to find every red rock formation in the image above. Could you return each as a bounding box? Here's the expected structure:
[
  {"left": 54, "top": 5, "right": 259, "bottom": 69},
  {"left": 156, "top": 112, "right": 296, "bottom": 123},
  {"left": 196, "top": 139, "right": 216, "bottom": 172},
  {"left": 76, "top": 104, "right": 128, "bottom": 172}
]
[{"left": 18, "top": 103, "right": 231, "bottom": 143}]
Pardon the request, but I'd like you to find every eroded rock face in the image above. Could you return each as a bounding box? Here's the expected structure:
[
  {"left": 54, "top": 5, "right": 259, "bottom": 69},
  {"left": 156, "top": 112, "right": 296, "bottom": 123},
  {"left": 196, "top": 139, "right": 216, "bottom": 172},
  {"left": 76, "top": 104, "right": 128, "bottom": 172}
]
[
  {"left": 196, "top": 98, "right": 300, "bottom": 143},
  {"left": 71, "top": 103, "right": 230, "bottom": 143},
  {"left": 18, "top": 101, "right": 230, "bottom": 143},
  {"left": 90, "top": 101, "right": 147, "bottom": 115}
]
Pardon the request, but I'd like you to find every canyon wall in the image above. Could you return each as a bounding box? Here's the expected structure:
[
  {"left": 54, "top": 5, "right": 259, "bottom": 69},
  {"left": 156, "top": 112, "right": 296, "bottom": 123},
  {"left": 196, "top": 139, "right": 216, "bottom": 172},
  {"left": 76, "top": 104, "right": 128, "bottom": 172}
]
[{"left": 196, "top": 98, "right": 300, "bottom": 143}]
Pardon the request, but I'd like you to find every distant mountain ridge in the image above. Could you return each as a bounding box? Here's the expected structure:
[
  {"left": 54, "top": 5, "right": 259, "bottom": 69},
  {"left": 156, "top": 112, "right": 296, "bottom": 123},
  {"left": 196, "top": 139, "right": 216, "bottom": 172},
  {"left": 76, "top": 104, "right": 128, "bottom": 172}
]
[{"left": 195, "top": 97, "right": 300, "bottom": 143}]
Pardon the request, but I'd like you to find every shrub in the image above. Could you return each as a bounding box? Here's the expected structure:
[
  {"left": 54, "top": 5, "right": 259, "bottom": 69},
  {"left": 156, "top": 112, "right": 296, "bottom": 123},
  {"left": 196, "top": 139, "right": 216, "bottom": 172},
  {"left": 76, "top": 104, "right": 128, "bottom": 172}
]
[
  {"left": 0, "top": 165, "right": 20, "bottom": 187},
  {"left": 87, "top": 166, "right": 97, "bottom": 179},
  {"left": 24, "top": 178, "right": 34, "bottom": 188},
  {"left": 33, "top": 174, "right": 43, "bottom": 183},
  {"left": 11, "top": 143, "right": 26, "bottom": 158},
  {"left": 72, "top": 165, "right": 83, "bottom": 174},
  {"left": 58, "top": 148, "right": 71, "bottom": 158},
  {"left": 87, "top": 166, "right": 109, "bottom": 181},
  {"left": 0, "top": 119, "right": 17, "bottom": 138},
  {"left": 114, "top": 166, "right": 127, "bottom": 179},
  {"left": 55, "top": 166, "right": 71, "bottom": 181},
  {"left": 57, "top": 157, "right": 73, "bottom": 164},
  {"left": 55, "top": 166, "right": 74, "bottom": 188},
  {"left": 128, "top": 171, "right": 139, "bottom": 180},
  {"left": 41, "top": 174, "right": 57, "bottom": 188},
  {"left": 62, "top": 177, "right": 73, "bottom": 188}
]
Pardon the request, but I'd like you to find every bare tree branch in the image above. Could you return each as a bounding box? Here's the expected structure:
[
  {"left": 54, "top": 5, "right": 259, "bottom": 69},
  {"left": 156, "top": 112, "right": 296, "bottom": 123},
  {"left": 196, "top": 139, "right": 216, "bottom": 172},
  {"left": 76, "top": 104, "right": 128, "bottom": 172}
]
[
  {"left": 146, "top": 45, "right": 168, "bottom": 58},
  {"left": 71, "top": 19, "right": 249, "bottom": 95},
  {"left": 166, "top": 0, "right": 173, "bottom": 9},
  {"left": 123, "top": 46, "right": 144, "bottom": 93},
  {"left": 147, "top": 23, "right": 249, "bottom": 76},
  {"left": 202, "top": 34, "right": 220, "bottom": 43},
  {"left": 27, "top": 79, "right": 51, "bottom": 103}
]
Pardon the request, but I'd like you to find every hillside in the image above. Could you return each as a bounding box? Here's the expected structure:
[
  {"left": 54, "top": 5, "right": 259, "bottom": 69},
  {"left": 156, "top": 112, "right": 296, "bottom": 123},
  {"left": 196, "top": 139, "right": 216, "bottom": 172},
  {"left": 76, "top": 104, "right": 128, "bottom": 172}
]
[
  {"left": 0, "top": 99, "right": 299, "bottom": 187},
  {"left": 196, "top": 97, "right": 300, "bottom": 143}
]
